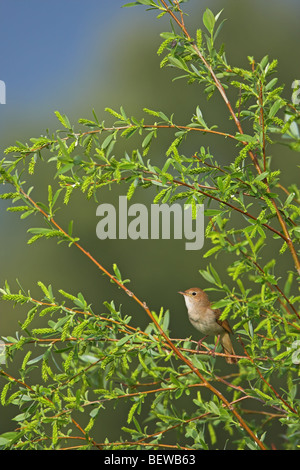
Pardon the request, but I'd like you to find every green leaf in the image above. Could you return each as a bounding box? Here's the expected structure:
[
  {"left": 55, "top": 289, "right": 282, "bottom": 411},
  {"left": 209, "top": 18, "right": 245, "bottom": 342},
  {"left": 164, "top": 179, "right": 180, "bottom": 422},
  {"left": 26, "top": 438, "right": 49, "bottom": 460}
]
[
  {"left": 203, "top": 245, "right": 222, "bottom": 258},
  {"left": 116, "top": 336, "right": 131, "bottom": 348},
  {"left": 235, "top": 133, "right": 256, "bottom": 143},
  {"left": 56, "top": 136, "right": 70, "bottom": 159},
  {"left": 56, "top": 162, "right": 74, "bottom": 176},
  {"left": 209, "top": 264, "right": 222, "bottom": 286},
  {"left": 204, "top": 209, "right": 221, "bottom": 216},
  {"left": 0, "top": 432, "right": 20, "bottom": 447},
  {"left": 168, "top": 56, "right": 189, "bottom": 71},
  {"left": 162, "top": 310, "right": 170, "bottom": 331},
  {"left": 213, "top": 18, "right": 226, "bottom": 42},
  {"left": 102, "top": 133, "right": 115, "bottom": 150},
  {"left": 269, "top": 99, "right": 283, "bottom": 118},
  {"left": 254, "top": 171, "right": 269, "bottom": 182},
  {"left": 199, "top": 269, "right": 215, "bottom": 284},
  {"left": 283, "top": 272, "right": 293, "bottom": 296},
  {"left": 211, "top": 299, "right": 231, "bottom": 309},
  {"left": 265, "top": 77, "right": 278, "bottom": 91},
  {"left": 124, "top": 0, "right": 154, "bottom": 6},
  {"left": 27, "top": 228, "right": 54, "bottom": 235},
  {"left": 27, "top": 353, "right": 45, "bottom": 365},
  {"left": 142, "top": 130, "right": 155, "bottom": 148},
  {"left": 259, "top": 55, "right": 269, "bottom": 70},
  {"left": 113, "top": 263, "right": 122, "bottom": 280},
  {"left": 158, "top": 111, "right": 169, "bottom": 122},
  {"left": 203, "top": 8, "right": 215, "bottom": 34},
  {"left": 208, "top": 422, "right": 217, "bottom": 445},
  {"left": 123, "top": 2, "right": 140, "bottom": 7}
]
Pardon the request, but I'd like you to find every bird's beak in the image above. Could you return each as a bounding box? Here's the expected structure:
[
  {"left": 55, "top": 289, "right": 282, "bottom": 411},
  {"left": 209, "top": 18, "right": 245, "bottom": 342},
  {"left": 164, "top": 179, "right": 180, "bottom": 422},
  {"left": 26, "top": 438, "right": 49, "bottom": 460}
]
[{"left": 178, "top": 291, "right": 185, "bottom": 296}]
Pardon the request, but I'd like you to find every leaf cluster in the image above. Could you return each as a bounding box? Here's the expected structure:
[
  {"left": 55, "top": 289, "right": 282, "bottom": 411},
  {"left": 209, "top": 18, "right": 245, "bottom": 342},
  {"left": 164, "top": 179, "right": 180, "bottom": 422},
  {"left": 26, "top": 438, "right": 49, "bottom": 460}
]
[{"left": 0, "top": 0, "right": 299, "bottom": 450}]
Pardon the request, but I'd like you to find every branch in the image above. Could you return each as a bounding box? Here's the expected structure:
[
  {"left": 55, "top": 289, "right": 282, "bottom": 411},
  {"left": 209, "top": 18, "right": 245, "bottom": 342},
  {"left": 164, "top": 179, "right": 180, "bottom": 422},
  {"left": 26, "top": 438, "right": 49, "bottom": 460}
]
[
  {"left": 160, "top": 0, "right": 300, "bottom": 275},
  {"left": 0, "top": 369, "right": 101, "bottom": 450},
  {"left": 13, "top": 185, "right": 266, "bottom": 450},
  {"left": 136, "top": 169, "right": 290, "bottom": 242}
]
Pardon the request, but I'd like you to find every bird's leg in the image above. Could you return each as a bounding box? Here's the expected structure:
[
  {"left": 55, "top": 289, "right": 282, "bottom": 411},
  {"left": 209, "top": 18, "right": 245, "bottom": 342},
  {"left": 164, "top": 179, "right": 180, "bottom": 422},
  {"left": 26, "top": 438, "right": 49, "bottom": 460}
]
[
  {"left": 196, "top": 335, "right": 209, "bottom": 351},
  {"left": 209, "top": 335, "right": 220, "bottom": 357}
]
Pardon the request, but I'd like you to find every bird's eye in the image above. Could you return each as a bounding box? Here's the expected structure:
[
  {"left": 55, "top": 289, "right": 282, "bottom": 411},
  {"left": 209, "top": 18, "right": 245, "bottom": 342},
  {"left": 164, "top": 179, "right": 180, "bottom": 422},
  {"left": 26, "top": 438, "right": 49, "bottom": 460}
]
[{"left": 192, "top": 291, "right": 197, "bottom": 296}]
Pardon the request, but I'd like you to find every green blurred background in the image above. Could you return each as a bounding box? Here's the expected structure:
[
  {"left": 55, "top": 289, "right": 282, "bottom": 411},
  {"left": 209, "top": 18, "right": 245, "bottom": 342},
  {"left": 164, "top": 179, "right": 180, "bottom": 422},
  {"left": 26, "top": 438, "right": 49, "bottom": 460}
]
[{"left": 0, "top": 0, "right": 299, "bottom": 448}]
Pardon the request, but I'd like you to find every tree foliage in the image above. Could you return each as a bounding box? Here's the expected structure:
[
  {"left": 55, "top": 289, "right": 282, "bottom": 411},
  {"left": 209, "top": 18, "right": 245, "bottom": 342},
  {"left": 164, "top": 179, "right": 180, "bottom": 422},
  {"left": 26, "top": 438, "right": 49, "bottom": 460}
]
[{"left": 0, "top": 0, "right": 299, "bottom": 450}]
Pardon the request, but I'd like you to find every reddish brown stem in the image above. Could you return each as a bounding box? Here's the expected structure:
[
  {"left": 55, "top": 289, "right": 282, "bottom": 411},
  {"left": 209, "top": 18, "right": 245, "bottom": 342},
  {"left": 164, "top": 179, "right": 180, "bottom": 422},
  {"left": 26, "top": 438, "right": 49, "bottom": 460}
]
[{"left": 160, "top": 0, "right": 300, "bottom": 275}]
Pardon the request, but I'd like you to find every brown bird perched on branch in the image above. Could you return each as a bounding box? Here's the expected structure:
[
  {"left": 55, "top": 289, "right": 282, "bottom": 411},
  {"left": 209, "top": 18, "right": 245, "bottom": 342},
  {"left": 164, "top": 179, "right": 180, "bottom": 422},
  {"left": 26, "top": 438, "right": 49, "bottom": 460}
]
[{"left": 179, "top": 287, "right": 238, "bottom": 364}]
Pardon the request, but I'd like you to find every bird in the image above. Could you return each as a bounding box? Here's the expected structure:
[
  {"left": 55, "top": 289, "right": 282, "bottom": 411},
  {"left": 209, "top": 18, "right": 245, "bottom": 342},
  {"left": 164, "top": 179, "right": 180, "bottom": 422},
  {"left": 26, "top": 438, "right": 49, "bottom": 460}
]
[{"left": 178, "top": 287, "right": 238, "bottom": 364}]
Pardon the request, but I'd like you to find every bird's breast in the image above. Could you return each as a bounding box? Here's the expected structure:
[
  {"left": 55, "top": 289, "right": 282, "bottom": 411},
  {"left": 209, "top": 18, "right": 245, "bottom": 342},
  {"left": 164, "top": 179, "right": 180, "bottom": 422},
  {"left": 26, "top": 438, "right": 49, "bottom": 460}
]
[{"left": 187, "top": 307, "right": 223, "bottom": 335}]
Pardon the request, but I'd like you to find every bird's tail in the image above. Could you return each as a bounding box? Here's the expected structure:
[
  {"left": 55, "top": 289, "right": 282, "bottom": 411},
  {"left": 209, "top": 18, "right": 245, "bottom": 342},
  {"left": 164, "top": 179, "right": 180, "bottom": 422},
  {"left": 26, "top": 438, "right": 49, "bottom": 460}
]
[{"left": 220, "top": 332, "right": 238, "bottom": 364}]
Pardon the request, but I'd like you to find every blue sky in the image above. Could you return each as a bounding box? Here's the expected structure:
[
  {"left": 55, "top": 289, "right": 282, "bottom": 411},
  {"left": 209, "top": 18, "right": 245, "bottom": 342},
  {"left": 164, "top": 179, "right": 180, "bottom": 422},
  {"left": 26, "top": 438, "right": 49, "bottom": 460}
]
[
  {"left": 1, "top": 0, "right": 299, "bottom": 121},
  {"left": 0, "top": 1, "right": 126, "bottom": 108}
]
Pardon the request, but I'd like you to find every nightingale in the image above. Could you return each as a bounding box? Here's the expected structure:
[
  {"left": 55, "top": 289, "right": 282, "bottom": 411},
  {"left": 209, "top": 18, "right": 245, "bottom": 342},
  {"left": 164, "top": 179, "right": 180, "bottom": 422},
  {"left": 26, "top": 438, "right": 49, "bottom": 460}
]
[{"left": 179, "top": 287, "right": 238, "bottom": 364}]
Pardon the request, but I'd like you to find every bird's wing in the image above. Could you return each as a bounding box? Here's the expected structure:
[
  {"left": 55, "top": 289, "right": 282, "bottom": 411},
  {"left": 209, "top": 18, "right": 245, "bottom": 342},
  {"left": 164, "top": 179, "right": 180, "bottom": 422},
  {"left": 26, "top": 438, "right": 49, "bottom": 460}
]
[{"left": 214, "top": 309, "right": 233, "bottom": 335}]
